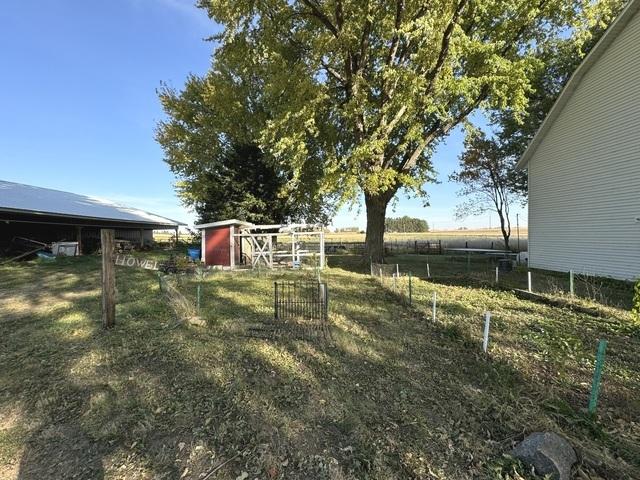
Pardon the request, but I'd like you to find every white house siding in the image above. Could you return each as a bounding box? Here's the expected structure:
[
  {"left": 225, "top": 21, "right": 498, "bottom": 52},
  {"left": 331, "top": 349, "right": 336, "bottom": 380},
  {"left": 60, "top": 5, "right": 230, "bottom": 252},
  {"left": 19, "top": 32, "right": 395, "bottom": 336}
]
[{"left": 527, "top": 8, "right": 640, "bottom": 281}]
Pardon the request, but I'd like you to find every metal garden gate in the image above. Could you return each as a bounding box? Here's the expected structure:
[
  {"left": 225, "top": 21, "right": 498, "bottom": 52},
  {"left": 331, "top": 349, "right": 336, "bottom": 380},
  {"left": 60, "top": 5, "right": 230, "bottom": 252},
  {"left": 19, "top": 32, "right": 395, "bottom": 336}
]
[{"left": 274, "top": 281, "right": 328, "bottom": 323}]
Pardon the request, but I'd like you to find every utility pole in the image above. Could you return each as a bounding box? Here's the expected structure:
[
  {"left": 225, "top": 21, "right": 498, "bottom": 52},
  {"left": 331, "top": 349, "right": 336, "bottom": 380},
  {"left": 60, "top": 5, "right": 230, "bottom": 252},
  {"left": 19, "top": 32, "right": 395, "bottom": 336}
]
[{"left": 516, "top": 213, "right": 521, "bottom": 253}]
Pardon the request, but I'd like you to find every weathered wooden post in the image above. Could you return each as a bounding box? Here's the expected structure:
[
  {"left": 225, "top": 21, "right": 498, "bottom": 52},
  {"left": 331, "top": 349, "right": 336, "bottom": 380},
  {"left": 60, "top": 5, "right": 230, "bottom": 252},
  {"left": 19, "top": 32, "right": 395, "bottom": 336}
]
[
  {"left": 101, "top": 229, "right": 116, "bottom": 328},
  {"left": 408, "top": 272, "right": 412, "bottom": 306}
]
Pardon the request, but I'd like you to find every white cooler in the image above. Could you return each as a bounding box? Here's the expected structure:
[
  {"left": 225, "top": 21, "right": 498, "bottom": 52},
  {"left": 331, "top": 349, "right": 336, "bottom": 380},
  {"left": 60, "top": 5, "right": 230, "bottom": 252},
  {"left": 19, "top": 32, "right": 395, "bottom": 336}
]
[{"left": 51, "top": 242, "right": 79, "bottom": 256}]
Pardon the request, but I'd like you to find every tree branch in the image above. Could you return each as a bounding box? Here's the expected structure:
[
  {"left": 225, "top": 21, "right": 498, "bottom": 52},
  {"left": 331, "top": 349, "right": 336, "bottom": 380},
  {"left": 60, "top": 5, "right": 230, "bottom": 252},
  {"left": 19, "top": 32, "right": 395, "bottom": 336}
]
[
  {"left": 300, "top": 0, "right": 339, "bottom": 37},
  {"left": 400, "top": 86, "right": 488, "bottom": 171},
  {"left": 424, "top": 0, "right": 468, "bottom": 94}
]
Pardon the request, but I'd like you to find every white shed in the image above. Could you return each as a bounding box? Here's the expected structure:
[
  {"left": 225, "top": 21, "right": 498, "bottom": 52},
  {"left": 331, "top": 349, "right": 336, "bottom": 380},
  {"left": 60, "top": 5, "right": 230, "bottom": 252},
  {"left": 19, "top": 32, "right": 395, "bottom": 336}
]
[{"left": 516, "top": 0, "right": 640, "bottom": 281}]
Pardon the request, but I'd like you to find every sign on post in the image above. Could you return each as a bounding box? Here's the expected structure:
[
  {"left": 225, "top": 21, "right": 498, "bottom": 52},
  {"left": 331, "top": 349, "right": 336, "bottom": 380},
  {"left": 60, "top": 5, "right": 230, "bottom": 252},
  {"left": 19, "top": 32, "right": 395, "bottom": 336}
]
[{"left": 115, "top": 254, "right": 159, "bottom": 271}]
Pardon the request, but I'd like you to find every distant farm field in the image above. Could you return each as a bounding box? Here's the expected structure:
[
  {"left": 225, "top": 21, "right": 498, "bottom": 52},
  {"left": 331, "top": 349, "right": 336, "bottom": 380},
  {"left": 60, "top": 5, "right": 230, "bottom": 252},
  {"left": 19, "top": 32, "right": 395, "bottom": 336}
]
[
  {"left": 153, "top": 229, "right": 529, "bottom": 243},
  {"left": 327, "top": 228, "right": 528, "bottom": 242}
]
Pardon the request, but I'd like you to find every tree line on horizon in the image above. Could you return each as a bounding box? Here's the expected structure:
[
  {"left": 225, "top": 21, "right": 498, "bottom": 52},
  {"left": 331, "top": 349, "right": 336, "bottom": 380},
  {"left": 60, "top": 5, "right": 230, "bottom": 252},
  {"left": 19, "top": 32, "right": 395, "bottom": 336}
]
[{"left": 385, "top": 216, "right": 429, "bottom": 233}]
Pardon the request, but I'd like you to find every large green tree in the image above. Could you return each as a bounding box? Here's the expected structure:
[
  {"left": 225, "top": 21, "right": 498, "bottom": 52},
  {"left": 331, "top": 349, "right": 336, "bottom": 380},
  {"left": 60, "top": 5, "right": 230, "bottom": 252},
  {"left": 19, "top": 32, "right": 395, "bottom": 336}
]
[{"left": 167, "top": 0, "right": 619, "bottom": 261}]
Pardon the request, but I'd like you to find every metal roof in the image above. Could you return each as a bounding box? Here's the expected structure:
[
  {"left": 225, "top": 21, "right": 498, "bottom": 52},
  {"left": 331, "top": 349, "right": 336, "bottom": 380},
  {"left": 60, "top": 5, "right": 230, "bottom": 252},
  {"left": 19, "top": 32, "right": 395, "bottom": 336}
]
[
  {"left": 0, "top": 180, "right": 184, "bottom": 227},
  {"left": 516, "top": 0, "right": 640, "bottom": 169},
  {"left": 194, "top": 219, "right": 254, "bottom": 229}
]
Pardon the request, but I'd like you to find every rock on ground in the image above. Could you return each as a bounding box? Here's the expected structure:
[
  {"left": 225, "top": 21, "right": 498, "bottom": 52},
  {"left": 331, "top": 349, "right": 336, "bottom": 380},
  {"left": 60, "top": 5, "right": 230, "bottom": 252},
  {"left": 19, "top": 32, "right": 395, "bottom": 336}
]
[{"left": 512, "top": 432, "right": 577, "bottom": 480}]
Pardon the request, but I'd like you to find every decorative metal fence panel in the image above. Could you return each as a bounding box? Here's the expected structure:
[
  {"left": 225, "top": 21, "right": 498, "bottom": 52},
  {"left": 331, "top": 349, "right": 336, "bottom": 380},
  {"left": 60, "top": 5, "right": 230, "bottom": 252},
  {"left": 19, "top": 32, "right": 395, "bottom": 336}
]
[{"left": 274, "top": 281, "right": 328, "bottom": 323}]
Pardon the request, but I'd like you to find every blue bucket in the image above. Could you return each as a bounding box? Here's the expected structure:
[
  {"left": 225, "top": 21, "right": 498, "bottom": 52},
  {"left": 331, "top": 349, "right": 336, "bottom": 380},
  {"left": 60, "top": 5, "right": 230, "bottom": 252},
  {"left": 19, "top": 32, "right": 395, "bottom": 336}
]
[{"left": 187, "top": 248, "right": 201, "bottom": 261}]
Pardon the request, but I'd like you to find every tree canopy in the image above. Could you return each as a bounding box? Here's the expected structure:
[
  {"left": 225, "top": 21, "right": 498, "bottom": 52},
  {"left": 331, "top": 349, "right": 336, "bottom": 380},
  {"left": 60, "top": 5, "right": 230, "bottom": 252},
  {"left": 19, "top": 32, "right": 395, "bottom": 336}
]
[
  {"left": 160, "top": 0, "right": 623, "bottom": 260},
  {"left": 156, "top": 60, "right": 332, "bottom": 225}
]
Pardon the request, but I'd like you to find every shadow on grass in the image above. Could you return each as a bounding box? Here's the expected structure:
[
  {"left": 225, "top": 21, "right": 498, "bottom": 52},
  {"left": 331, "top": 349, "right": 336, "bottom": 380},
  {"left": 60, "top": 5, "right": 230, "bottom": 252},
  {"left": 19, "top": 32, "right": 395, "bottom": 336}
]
[{"left": 0, "top": 255, "right": 637, "bottom": 479}]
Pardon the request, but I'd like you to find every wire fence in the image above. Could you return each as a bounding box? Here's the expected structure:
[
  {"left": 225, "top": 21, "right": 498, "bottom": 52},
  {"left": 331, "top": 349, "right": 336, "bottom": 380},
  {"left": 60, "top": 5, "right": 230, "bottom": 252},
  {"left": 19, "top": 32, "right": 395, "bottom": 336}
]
[
  {"left": 369, "top": 259, "right": 639, "bottom": 433},
  {"left": 382, "top": 255, "right": 634, "bottom": 310}
]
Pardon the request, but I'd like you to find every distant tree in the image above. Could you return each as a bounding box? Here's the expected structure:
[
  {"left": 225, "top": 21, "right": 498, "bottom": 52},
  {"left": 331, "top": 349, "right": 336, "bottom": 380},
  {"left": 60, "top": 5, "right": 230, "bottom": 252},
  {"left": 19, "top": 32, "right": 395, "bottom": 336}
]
[
  {"left": 385, "top": 216, "right": 429, "bottom": 233},
  {"left": 451, "top": 130, "right": 524, "bottom": 250}
]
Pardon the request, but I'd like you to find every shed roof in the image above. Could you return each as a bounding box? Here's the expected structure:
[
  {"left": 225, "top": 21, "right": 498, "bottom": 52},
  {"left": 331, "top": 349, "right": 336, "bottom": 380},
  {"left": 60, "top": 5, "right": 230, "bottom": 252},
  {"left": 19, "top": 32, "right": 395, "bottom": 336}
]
[
  {"left": 516, "top": 0, "right": 640, "bottom": 169},
  {"left": 194, "top": 219, "right": 254, "bottom": 229},
  {"left": 0, "top": 180, "right": 183, "bottom": 227}
]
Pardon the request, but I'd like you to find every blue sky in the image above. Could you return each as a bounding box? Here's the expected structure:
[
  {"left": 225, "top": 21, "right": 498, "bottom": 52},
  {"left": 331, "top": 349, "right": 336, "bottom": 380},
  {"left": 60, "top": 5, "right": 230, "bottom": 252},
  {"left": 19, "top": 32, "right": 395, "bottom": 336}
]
[{"left": 0, "top": 0, "right": 526, "bottom": 230}]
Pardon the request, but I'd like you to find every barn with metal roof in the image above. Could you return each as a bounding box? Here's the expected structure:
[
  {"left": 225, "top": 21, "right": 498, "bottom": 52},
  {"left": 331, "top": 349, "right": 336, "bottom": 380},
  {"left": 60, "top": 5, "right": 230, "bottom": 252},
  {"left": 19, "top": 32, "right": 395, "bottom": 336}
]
[{"left": 0, "top": 180, "right": 184, "bottom": 256}]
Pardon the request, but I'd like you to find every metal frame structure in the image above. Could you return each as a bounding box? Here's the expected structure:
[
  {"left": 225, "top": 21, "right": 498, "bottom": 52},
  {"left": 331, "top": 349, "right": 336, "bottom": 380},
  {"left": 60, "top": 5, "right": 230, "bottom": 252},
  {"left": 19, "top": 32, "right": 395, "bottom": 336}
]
[{"left": 234, "top": 223, "right": 325, "bottom": 270}]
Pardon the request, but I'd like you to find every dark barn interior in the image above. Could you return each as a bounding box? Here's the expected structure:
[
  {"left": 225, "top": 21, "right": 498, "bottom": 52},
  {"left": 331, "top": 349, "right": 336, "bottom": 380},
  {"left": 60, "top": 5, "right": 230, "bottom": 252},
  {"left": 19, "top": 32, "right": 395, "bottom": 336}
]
[{"left": 0, "top": 180, "right": 182, "bottom": 259}]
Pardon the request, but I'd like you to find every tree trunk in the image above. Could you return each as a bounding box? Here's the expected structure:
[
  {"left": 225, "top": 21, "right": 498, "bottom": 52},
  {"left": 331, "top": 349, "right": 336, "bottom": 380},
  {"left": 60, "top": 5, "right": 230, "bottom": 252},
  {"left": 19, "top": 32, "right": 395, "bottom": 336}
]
[
  {"left": 365, "top": 192, "right": 391, "bottom": 263},
  {"left": 497, "top": 210, "right": 511, "bottom": 251}
]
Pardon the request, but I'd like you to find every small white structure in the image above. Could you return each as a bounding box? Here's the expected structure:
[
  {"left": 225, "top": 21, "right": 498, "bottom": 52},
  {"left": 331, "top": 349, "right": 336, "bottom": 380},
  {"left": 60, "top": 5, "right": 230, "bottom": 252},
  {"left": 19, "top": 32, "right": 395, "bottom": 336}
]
[{"left": 516, "top": 0, "right": 640, "bottom": 281}]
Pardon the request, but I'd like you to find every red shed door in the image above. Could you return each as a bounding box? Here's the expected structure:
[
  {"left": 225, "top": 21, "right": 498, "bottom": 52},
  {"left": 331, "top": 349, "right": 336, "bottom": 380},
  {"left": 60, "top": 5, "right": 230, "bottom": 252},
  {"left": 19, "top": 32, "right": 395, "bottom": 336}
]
[{"left": 204, "top": 227, "right": 230, "bottom": 266}]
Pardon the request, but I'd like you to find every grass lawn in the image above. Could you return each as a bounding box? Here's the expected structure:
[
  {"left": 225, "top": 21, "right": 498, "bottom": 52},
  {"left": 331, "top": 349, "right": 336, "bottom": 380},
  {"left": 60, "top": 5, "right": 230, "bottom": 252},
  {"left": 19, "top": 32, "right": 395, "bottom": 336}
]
[{"left": 0, "top": 252, "right": 638, "bottom": 479}]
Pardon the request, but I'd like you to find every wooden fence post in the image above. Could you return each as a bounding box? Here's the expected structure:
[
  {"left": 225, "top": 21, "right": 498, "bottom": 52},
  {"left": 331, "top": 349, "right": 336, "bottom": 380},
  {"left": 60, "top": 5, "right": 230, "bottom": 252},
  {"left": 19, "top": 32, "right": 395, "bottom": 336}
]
[{"left": 101, "top": 229, "right": 116, "bottom": 328}]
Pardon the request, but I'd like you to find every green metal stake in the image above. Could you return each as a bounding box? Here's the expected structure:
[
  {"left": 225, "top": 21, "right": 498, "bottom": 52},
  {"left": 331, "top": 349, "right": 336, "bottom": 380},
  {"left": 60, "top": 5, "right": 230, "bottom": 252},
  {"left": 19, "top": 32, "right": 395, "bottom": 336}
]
[
  {"left": 588, "top": 339, "right": 608, "bottom": 415},
  {"left": 569, "top": 270, "right": 575, "bottom": 296},
  {"left": 408, "top": 272, "right": 412, "bottom": 306},
  {"left": 197, "top": 284, "right": 201, "bottom": 314}
]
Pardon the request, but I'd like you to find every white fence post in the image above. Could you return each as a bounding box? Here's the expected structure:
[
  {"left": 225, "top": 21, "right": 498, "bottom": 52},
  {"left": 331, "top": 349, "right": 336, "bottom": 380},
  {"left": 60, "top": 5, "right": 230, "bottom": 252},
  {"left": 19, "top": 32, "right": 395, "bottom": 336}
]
[
  {"left": 426, "top": 263, "right": 431, "bottom": 278},
  {"left": 527, "top": 271, "right": 532, "bottom": 293},
  {"left": 569, "top": 270, "right": 574, "bottom": 296},
  {"left": 432, "top": 291, "right": 437, "bottom": 322},
  {"left": 495, "top": 266, "right": 499, "bottom": 285},
  {"left": 483, "top": 312, "right": 491, "bottom": 353}
]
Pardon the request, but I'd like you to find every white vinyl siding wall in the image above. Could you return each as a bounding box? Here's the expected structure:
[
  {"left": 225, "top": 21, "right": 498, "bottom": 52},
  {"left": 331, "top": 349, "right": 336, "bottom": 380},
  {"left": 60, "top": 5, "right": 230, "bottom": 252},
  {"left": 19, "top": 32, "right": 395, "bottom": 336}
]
[{"left": 527, "top": 9, "right": 640, "bottom": 281}]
